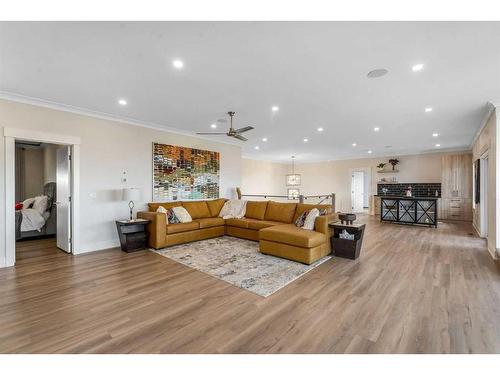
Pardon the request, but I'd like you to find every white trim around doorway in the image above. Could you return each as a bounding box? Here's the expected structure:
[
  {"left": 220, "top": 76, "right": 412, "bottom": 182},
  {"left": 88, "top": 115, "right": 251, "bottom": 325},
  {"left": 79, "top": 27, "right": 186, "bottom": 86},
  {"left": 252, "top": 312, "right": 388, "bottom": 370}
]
[
  {"left": 479, "top": 151, "right": 488, "bottom": 239},
  {"left": 2, "top": 127, "right": 81, "bottom": 268},
  {"left": 349, "top": 167, "right": 372, "bottom": 214}
]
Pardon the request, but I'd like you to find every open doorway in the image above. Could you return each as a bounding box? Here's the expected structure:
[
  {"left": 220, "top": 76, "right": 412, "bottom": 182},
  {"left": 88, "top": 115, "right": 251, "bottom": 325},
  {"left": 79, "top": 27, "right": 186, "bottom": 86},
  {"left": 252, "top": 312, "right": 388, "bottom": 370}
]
[
  {"left": 14, "top": 141, "right": 73, "bottom": 260},
  {"left": 3, "top": 127, "right": 80, "bottom": 268},
  {"left": 351, "top": 169, "right": 370, "bottom": 213}
]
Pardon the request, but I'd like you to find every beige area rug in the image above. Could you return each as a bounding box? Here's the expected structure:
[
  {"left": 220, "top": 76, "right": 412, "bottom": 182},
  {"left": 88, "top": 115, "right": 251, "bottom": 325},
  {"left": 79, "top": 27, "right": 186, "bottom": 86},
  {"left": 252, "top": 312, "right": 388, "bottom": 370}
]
[{"left": 152, "top": 237, "right": 331, "bottom": 297}]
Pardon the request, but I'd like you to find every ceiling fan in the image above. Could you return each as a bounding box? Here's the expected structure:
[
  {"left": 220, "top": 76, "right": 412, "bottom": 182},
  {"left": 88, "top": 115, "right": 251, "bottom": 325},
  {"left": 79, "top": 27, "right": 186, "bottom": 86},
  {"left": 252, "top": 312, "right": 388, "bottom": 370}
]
[{"left": 196, "top": 111, "right": 254, "bottom": 141}]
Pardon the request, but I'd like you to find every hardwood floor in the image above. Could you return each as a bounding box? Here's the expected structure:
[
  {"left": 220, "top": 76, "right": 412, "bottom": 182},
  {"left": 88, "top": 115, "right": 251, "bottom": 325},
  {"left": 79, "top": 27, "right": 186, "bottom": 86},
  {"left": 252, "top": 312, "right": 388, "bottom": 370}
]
[{"left": 1, "top": 216, "right": 499, "bottom": 353}]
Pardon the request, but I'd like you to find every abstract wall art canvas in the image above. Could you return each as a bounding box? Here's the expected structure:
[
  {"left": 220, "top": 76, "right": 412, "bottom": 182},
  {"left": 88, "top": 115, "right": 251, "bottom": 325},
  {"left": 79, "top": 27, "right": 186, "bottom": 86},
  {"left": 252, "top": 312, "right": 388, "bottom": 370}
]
[{"left": 153, "top": 143, "right": 220, "bottom": 201}]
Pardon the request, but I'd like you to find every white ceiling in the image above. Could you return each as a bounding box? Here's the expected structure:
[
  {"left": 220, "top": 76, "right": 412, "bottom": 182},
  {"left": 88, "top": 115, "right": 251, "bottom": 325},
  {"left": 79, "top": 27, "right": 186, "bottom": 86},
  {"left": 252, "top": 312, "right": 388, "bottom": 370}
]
[{"left": 1, "top": 22, "right": 499, "bottom": 162}]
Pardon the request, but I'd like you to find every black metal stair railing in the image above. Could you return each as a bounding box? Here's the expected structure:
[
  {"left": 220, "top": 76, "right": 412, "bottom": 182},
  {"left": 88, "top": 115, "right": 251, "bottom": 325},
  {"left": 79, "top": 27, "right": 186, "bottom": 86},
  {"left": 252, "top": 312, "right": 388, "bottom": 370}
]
[{"left": 235, "top": 187, "right": 336, "bottom": 212}]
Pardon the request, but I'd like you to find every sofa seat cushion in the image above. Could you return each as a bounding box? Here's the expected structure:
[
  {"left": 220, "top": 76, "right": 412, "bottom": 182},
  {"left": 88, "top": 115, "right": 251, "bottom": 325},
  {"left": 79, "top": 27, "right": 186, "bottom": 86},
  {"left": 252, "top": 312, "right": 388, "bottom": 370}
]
[
  {"left": 259, "top": 224, "right": 325, "bottom": 248},
  {"left": 225, "top": 218, "right": 250, "bottom": 228},
  {"left": 264, "top": 201, "right": 297, "bottom": 223},
  {"left": 166, "top": 221, "right": 200, "bottom": 234},
  {"left": 182, "top": 201, "right": 211, "bottom": 219},
  {"left": 196, "top": 217, "right": 225, "bottom": 228},
  {"left": 246, "top": 219, "right": 283, "bottom": 230},
  {"left": 245, "top": 201, "right": 268, "bottom": 220}
]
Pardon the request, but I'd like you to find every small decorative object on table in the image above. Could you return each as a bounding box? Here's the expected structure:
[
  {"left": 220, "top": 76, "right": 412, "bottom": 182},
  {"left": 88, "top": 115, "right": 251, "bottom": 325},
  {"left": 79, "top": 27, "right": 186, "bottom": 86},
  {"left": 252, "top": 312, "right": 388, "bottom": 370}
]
[
  {"left": 338, "top": 213, "right": 356, "bottom": 225},
  {"left": 329, "top": 222, "right": 366, "bottom": 260},
  {"left": 116, "top": 219, "right": 150, "bottom": 252}
]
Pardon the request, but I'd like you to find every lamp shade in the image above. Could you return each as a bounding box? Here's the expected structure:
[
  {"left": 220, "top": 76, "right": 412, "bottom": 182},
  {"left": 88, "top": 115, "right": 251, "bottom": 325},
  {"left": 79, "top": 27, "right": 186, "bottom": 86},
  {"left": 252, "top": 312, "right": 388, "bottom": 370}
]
[{"left": 122, "top": 188, "right": 140, "bottom": 201}]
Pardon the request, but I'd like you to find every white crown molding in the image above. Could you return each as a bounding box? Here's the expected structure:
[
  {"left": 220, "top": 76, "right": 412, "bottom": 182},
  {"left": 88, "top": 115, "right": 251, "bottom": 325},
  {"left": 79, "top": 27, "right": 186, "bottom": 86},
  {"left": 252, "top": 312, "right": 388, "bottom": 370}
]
[
  {"left": 0, "top": 91, "right": 241, "bottom": 148},
  {"left": 470, "top": 101, "right": 497, "bottom": 148},
  {"left": 243, "top": 147, "right": 471, "bottom": 164}
]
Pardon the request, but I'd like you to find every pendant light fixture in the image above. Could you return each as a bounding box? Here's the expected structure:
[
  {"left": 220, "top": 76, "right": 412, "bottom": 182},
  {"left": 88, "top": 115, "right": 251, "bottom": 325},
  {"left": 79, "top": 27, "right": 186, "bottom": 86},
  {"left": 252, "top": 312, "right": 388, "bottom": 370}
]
[{"left": 286, "top": 156, "right": 301, "bottom": 186}]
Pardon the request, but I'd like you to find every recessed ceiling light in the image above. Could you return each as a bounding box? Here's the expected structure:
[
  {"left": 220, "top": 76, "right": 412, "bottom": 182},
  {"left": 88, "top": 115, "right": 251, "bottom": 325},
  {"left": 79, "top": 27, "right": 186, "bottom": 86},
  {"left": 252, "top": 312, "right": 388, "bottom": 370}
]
[
  {"left": 412, "top": 63, "right": 424, "bottom": 72},
  {"left": 303, "top": 138, "right": 308, "bottom": 142},
  {"left": 262, "top": 137, "right": 268, "bottom": 142},
  {"left": 374, "top": 127, "right": 380, "bottom": 132},
  {"left": 367, "top": 68, "right": 389, "bottom": 78},
  {"left": 172, "top": 59, "right": 184, "bottom": 69},
  {"left": 271, "top": 106, "right": 279, "bottom": 112},
  {"left": 425, "top": 107, "right": 433, "bottom": 113},
  {"left": 435, "top": 144, "right": 441, "bottom": 147},
  {"left": 254, "top": 145, "right": 260, "bottom": 150},
  {"left": 367, "top": 150, "right": 373, "bottom": 154},
  {"left": 317, "top": 127, "right": 324, "bottom": 132},
  {"left": 432, "top": 133, "right": 439, "bottom": 137},
  {"left": 118, "top": 99, "right": 127, "bottom": 106},
  {"left": 352, "top": 143, "right": 357, "bottom": 147},
  {"left": 210, "top": 124, "right": 217, "bottom": 129}
]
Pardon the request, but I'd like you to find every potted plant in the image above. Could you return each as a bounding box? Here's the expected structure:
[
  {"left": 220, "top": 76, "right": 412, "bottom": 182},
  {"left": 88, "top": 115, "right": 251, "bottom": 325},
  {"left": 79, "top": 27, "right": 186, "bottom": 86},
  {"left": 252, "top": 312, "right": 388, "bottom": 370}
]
[
  {"left": 388, "top": 158, "right": 400, "bottom": 171},
  {"left": 377, "top": 162, "right": 386, "bottom": 171}
]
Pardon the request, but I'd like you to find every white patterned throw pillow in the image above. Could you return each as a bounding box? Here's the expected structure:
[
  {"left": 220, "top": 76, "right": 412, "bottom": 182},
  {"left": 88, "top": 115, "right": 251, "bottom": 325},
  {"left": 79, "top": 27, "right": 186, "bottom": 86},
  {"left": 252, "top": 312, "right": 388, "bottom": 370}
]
[
  {"left": 156, "top": 206, "right": 168, "bottom": 224},
  {"left": 171, "top": 206, "right": 192, "bottom": 223},
  {"left": 302, "top": 208, "right": 320, "bottom": 230},
  {"left": 218, "top": 199, "right": 247, "bottom": 219}
]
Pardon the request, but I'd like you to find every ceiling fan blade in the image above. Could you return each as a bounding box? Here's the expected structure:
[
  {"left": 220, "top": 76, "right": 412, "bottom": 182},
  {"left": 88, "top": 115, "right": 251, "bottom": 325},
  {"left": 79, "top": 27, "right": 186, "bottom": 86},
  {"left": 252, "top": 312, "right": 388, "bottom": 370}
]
[
  {"left": 234, "top": 126, "right": 254, "bottom": 134},
  {"left": 196, "top": 132, "right": 227, "bottom": 135},
  {"left": 232, "top": 134, "right": 248, "bottom": 141}
]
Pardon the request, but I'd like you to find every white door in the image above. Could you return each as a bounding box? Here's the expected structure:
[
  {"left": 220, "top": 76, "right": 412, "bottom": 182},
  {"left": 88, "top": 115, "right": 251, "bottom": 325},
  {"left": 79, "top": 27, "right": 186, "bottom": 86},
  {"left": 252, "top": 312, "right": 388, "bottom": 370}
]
[
  {"left": 351, "top": 171, "right": 364, "bottom": 213},
  {"left": 56, "top": 146, "right": 72, "bottom": 253}
]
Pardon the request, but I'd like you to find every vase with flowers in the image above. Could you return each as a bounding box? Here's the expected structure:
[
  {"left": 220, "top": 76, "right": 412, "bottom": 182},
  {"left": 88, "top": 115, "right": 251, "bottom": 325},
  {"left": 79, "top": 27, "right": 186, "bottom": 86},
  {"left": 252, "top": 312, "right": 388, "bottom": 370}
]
[
  {"left": 388, "top": 158, "right": 400, "bottom": 171},
  {"left": 377, "top": 162, "right": 386, "bottom": 171}
]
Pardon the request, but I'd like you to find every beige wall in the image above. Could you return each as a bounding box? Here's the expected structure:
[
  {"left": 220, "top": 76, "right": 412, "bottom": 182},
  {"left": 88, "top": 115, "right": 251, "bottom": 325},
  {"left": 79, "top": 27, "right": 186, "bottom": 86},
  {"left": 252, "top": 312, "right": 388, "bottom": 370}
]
[
  {"left": 472, "top": 108, "right": 497, "bottom": 259},
  {"left": 43, "top": 144, "right": 59, "bottom": 184},
  {"left": 243, "top": 151, "right": 469, "bottom": 213},
  {"left": 241, "top": 158, "right": 289, "bottom": 196},
  {"left": 0, "top": 99, "right": 242, "bottom": 259},
  {"left": 22, "top": 147, "right": 45, "bottom": 199},
  {"left": 14, "top": 143, "right": 60, "bottom": 202}
]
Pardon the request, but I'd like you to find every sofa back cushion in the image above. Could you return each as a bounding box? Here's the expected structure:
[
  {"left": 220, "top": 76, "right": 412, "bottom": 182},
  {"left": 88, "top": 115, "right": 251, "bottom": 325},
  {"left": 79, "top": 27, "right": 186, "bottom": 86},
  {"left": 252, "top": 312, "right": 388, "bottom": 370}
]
[
  {"left": 264, "top": 201, "right": 297, "bottom": 223},
  {"left": 245, "top": 201, "right": 268, "bottom": 220},
  {"left": 206, "top": 198, "right": 226, "bottom": 217},
  {"left": 293, "top": 203, "right": 332, "bottom": 222},
  {"left": 149, "top": 202, "right": 182, "bottom": 212},
  {"left": 182, "top": 201, "right": 211, "bottom": 219}
]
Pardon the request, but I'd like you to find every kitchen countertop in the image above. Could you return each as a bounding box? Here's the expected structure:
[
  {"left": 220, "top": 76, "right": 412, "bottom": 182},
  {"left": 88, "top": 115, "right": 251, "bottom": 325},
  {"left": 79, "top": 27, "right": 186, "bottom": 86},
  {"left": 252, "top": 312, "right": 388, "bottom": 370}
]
[{"left": 374, "top": 195, "right": 439, "bottom": 200}]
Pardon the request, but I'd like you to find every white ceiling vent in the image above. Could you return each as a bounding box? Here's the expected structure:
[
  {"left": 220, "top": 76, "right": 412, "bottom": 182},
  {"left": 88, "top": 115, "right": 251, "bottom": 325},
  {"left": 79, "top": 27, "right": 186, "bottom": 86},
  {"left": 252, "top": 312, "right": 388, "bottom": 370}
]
[{"left": 367, "top": 68, "right": 389, "bottom": 78}]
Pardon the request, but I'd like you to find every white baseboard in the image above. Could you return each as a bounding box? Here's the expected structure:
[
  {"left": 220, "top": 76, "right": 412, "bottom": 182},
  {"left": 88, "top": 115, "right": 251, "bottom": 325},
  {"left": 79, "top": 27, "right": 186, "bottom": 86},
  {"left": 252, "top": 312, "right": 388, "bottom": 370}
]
[
  {"left": 75, "top": 239, "right": 120, "bottom": 255},
  {"left": 487, "top": 245, "right": 498, "bottom": 261},
  {"left": 472, "top": 221, "right": 481, "bottom": 236}
]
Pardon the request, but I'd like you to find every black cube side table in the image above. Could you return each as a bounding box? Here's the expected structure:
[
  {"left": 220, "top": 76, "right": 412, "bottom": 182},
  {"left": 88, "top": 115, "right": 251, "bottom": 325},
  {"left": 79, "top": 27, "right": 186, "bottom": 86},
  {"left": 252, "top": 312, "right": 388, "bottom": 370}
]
[
  {"left": 116, "top": 219, "right": 150, "bottom": 252},
  {"left": 329, "top": 222, "right": 366, "bottom": 260}
]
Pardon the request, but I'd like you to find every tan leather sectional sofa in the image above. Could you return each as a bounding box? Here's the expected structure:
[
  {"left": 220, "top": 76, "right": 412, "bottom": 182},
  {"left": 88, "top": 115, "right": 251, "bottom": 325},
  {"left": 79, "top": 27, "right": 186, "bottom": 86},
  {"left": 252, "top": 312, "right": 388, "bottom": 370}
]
[{"left": 138, "top": 199, "right": 338, "bottom": 264}]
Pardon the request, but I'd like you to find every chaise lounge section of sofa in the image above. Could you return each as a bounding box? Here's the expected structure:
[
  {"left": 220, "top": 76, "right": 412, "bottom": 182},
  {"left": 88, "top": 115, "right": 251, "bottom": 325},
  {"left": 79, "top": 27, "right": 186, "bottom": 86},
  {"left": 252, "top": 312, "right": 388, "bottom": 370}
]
[{"left": 137, "top": 199, "right": 338, "bottom": 264}]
